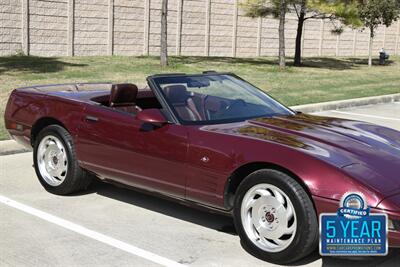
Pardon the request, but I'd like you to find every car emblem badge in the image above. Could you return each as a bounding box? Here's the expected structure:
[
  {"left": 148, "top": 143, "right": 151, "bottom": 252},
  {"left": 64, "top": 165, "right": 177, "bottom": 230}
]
[{"left": 200, "top": 156, "right": 210, "bottom": 163}]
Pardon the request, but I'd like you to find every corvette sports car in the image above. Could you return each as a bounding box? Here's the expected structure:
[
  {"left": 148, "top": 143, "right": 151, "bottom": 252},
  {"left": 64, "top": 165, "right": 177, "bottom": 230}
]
[{"left": 4, "top": 72, "right": 400, "bottom": 264}]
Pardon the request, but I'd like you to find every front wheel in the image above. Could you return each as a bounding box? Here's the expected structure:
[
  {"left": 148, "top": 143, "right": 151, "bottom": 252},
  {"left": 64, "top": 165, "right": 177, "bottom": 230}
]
[
  {"left": 33, "top": 125, "right": 92, "bottom": 195},
  {"left": 233, "top": 169, "right": 318, "bottom": 264}
]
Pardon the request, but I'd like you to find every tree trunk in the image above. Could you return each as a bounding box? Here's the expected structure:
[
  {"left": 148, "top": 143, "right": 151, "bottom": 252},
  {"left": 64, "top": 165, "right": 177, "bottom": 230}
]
[
  {"left": 160, "top": 0, "right": 168, "bottom": 67},
  {"left": 278, "top": 0, "right": 286, "bottom": 69},
  {"left": 368, "top": 27, "right": 373, "bottom": 67},
  {"left": 294, "top": 4, "right": 306, "bottom": 67}
]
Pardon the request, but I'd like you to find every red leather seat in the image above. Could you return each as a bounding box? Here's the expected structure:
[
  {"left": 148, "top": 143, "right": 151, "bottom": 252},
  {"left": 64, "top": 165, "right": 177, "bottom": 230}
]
[
  {"left": 163, "top": 85, "right": 202, "bottom": 121},
  {"left": 109, "top": 83, "right": 142, "bottom": 114}
]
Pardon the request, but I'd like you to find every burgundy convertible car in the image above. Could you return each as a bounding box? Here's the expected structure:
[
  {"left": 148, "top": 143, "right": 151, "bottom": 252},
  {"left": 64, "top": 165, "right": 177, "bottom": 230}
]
[{"left": 4, "top": 72, "right": 400, "bottom": 263}]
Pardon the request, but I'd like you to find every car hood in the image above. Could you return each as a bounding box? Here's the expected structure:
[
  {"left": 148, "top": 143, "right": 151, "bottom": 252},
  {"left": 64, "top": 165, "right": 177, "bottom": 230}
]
[{"left": 203, "top": 113, "right": 400, "bottom": 195}]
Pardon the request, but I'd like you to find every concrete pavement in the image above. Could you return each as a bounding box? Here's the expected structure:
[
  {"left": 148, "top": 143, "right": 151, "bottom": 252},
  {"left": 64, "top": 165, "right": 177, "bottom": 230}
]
[
  {"left": 1, "top": 102, "right": 399, "bottom": 267},
  {"left": 314, "top": 102, "right": 400, "bottom": 131},
  {"left": 293, "top": 93, "right": 400, "bottom": 114}
]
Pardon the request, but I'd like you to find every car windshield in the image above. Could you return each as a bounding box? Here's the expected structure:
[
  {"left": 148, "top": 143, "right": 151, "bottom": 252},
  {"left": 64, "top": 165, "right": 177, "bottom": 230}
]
[{"left": 151, "top": 73, "right": 294, "bottom": 124}]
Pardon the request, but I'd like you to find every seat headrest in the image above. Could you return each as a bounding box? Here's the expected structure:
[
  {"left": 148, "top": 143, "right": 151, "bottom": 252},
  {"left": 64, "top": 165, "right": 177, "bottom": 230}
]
[
  {"left": 163, "top": 85, "right": 189, "bottom": 104},
  {"left": 110, "top": 83, "right": 138, "bottom": 107}
]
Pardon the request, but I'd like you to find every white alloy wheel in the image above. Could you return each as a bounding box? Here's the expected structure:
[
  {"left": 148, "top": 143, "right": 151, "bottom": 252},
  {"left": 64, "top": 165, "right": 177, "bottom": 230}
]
[
  {"left": 240, "top": 183, "right": 297, "bottom": 253},
  {"left": 37, "top": 135, "right": 68, "bottom": 186}
]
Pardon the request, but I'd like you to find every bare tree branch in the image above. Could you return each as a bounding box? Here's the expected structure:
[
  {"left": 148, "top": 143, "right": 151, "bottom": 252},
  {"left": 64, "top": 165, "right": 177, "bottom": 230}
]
[{"left": 293, "top": 4, "right": 300, "bottom": 19}]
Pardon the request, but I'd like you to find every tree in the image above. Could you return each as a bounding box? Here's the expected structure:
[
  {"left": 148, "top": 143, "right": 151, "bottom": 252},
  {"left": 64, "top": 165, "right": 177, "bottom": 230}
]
[
  {"left": 241, "top": 0, "right": 290, "bottom": 68},
  {"left": 357, "top": 0, "right": 399, "bottom": 67},
  {"left": 293, "top": 0, "right": 307, "bottom": 66},
  {"left": 241, "top": 1, "right": 361, "bottom": 66},
  {"left": 292, "top": 0, "right": 361, "bottom": 66},
  {"left": 278, "top": 0, "right": 288, "bottom": 68},
  {"left": 160, "top": 0, "right": 168, "bottom": 67}
]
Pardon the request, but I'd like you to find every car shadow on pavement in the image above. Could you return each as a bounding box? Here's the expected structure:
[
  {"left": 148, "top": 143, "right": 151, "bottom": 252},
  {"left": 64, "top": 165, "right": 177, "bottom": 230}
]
[
  {"left": 320, "top": 248, "right": 400, "bottom": 267},
  {"left": 83, "top": 179, "right": 237, "bottom": 235},
  {"left": 288, "top": 248, "right": 400, "bottom": 267},
  {"left": 79, "top": 180, "right": 400, "bottom": 267}
]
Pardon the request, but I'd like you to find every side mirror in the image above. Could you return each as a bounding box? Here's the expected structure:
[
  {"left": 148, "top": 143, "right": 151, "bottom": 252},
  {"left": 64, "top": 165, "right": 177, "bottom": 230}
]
[{"left": 137, "top": 109, "right": 168, "bottom": 126}]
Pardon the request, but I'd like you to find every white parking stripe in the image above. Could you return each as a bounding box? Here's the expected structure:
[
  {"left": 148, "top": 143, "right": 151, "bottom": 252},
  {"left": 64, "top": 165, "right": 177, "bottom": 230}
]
[
  {"left": 331, "top": 110, "right": 400, "bottom": 121},
  {"left": 0, "top": 195, "right": 186, "bottom": 267}
]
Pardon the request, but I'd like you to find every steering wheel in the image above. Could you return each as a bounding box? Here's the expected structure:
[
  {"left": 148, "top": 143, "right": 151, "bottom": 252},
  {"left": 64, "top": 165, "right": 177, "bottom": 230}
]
[{"left": 226, "top": 99, "right": 247, "bottom": 111}]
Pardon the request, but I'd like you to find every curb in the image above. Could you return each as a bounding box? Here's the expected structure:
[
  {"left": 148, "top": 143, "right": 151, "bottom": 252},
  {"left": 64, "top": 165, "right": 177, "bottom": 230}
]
[
  {"left": 291, "top": 93, "right": 400, "bottom": 113},
  {"left": 0, "top": 140, "right": 30, "bottom": 156},
  {"left": 1, "top": 93, "right": 399, "bottom": 156}
]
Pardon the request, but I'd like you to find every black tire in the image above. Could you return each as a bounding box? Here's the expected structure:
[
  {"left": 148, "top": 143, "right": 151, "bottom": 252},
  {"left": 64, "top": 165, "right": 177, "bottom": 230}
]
[
  {"left": 233, "top": 169, "right": 318, "bottom": 264},
  {"left": 33, "top": 125, "right": 92, "bottom": 195}
]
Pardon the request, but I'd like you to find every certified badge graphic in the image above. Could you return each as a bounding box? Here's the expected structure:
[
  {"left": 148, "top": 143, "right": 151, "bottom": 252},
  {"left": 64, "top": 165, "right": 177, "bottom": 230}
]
[
  {"left": 319, "top": 192, "right": 388, "bottom": 256},
  {"left": 338, "top": 193, "right": 370, "bottom": 219}
]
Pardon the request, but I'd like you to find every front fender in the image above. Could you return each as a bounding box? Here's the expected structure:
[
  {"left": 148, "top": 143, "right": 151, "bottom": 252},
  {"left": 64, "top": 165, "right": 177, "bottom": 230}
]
[{"left": 225, "top": 137, "right": 383, "bottom": 207}]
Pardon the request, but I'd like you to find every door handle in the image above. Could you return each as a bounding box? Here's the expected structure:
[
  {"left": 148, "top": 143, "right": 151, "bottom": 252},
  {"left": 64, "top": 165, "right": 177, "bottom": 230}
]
[{"left": 85, "top": 115, "right": 99, "bottom": 122}]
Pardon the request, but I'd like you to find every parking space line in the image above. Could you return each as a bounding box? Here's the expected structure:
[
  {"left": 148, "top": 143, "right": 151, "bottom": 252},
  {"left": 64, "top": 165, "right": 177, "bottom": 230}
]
[
  {"left": 0, "top": 195, "right": 186, "bottom": 267},
  {"left": 331, "top": 111, "right": 400, "bottom": 121}
]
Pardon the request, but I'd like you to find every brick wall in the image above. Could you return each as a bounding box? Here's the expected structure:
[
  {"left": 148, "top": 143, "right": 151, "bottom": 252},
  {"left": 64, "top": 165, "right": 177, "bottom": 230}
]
[
  {"left": 181, "top": 0, "right": 205, "bottom": 55},
  {"left": 209, "top": 0, "right": 234, "bottom": 57},
  {"left": 1, "top": 0, "right": 399, "bottom": 57},
  {"left": 74, "top": 0, "right": 108, "bottom": 56},
  {"left": 29, "top": 0, "right": 68, "bottom": 56},
  {"left": 0, "top": 0, "right": 22, "bottom": 55}
]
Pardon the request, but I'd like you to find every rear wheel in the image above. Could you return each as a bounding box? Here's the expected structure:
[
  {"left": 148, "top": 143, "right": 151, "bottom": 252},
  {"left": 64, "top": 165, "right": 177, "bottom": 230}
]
[
  {"left": 233, "top": 169, "right": 318, "bottom": 264},
  {"left": 33, "top": 125, "right": 91, "bottom": 195}
]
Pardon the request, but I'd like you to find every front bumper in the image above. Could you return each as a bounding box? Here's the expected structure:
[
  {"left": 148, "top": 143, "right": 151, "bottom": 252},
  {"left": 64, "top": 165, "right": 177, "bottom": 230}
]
[{"left": 313, "top": 195, "right": 400, "bottom": 248}]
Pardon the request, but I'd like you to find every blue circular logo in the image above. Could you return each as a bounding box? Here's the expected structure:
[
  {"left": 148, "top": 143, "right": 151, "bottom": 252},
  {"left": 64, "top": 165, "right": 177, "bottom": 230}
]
[{"left": 339, "top": 192, "right": 369, "bottom": 219}]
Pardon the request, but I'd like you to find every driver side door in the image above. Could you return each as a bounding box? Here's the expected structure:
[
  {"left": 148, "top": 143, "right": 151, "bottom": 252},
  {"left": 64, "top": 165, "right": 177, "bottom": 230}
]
[{"left": 76, "top": 104, "right": 188, "bottom": 199}]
